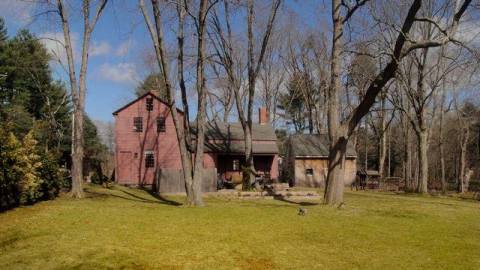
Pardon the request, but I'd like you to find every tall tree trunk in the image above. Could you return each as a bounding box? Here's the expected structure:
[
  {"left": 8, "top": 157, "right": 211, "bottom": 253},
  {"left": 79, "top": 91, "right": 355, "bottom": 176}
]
[
  {"left": 439, "top": 87, "right": 447, "bottom": 194},
  {"left": 416, "top": 128, "right": 428, "bottom": 193},
  {"left": 387, "top": 129, "right": 391, "bottom": 177},
  {"left": 243, "top": 0, "right": 256, "bottom": 189},
  {"left": 458, "top": 123, "right": 470, "bottom": 193},
  {"left": 324, "top": 0, "right": 345, "bottom": 205},
  {"left": 191, "top": 0, "right": 208, "bottom": 206},
  {"left": 141, "top": 0, "right": 199, "bottom": 205},
  {"left": 57, "top": 0, "right": 108, "bottom": 198},
  {"left": 240, "top": 0, "right": 280, "bottom": 190},
  {"left": 364, "top": 116, "right": 368, "bottom": 170},
  {"left": 403, "top": 117, "right": 412, "bottom": 191},
  {"left": 308, "top": 106, "right": 314, "bottom": 134},
  {"left": 378, "top": 94, "right": 387, "bottom": 179}
]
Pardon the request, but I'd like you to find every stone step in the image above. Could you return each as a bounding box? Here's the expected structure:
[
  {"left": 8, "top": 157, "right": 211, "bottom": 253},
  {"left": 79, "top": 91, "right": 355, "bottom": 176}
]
[{"left": 273, "top": 191, "right": 319, "bottom": 197}]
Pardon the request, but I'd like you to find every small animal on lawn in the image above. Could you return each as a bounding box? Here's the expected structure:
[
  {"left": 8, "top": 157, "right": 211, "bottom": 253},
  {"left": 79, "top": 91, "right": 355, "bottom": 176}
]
[{"left": 298, "top": 207, "right": 307, "bottom": 216}]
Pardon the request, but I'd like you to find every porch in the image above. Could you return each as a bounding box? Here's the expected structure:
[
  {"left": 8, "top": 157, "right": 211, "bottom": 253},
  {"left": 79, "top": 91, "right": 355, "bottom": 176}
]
[{"left": 215, "top": 154, "right": 278, "bottom": 184}]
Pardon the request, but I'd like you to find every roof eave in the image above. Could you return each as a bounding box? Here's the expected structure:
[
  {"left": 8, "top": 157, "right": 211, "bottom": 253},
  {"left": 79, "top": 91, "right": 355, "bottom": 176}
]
[{"left": 112, "top": 91, "right": 184, "bottom": 116}]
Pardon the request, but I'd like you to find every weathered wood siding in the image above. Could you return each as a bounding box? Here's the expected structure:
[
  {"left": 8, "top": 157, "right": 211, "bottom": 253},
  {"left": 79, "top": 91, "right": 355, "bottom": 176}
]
[
  {"left": 155, "top": 168, "right": 217, "bottom": 193},
  {"left": 293, "top": 158, "right": 356, "bottom": 188}
]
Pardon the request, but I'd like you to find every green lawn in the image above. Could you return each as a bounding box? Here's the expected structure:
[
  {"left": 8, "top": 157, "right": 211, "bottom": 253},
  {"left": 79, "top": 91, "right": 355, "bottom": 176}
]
[{"left": 1, "top": 185, "right": 479, "bottom": 270}]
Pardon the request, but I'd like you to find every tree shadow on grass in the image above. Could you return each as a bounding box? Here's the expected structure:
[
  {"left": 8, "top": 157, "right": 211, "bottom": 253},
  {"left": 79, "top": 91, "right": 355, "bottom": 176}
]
[
  {"left": 273, "top": 196, "right": 319, "bottom": 206},
  {"left": 347, "top": 190, "right": 479, "bottom": 209},
  {"left": 0, "top": 231, "right": 45, "bottom": 251},
  {"left": 84, "top": 187, "right": 182, "bottom": 206}
]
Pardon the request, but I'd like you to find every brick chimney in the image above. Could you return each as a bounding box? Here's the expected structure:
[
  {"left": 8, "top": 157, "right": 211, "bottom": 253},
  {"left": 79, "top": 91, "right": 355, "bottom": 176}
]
[{"left": 258, "top": 107, "right": 269, "bottom": 125}]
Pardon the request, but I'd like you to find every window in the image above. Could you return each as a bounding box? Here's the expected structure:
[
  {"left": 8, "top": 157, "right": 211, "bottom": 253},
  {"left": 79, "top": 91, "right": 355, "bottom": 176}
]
[
  {"left": 134, "top": 153, "right": 138, "bottom": 159},
  {"left": 146, "top": 97, "right": 154, "bottom": 111},
  {"left": 145, "top": 151, "right": 155, "bottom": 168},
  {"left": 134, "top": 117, "right": 143, "bottom": 132},
  {"left": 157, "top": 117, "right": 166, "bottom": 132},
  {"left": 232, "top": 159, "right": 240, "bottom": 171},
  {"left": 305, "top": 168, "right": 314, "bottom": 176}
]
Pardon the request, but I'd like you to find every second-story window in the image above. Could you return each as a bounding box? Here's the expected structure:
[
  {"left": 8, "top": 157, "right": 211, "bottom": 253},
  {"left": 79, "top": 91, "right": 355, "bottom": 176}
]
[
  {"left": 134, "top": 117, "right": 143, "bottom": 132},
  {"left": 146, "top": 97, "right": 154, "bottom": 111},
  {"left": 157, "top": 117, "right": 166, "bottom": 132}
]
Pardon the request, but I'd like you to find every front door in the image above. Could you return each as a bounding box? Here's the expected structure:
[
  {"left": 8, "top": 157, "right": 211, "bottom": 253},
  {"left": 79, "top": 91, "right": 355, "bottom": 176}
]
[{"left": 118, "top": 151, "right": 133, "bottom": 184}]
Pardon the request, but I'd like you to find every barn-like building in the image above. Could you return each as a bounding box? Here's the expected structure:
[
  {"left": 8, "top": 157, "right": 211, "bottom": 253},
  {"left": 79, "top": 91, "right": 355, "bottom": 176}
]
[{"left": 285, "top": 134, "right": 357, "bottom": 188}]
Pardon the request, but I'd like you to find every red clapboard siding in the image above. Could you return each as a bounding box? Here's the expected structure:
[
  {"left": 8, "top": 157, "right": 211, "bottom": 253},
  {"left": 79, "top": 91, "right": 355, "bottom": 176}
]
[{"left": 114, "top": 93, "right": 216, "bottom": 185}]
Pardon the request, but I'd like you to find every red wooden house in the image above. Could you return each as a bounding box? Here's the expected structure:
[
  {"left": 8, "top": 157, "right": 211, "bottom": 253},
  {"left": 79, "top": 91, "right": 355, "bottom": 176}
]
[{"left": 113, "top": 92, "right": 279, "bottom": 191}]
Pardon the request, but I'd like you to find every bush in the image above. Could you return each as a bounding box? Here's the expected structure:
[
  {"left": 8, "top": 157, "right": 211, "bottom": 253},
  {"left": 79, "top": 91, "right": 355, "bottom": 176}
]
[
  {"left": 38, "top": 151, "right": 63, "bottom": 200},
  {"left": 469, "top": 181, "right": 480, "bottom": 192},
  {"left": 0, "top": 130, "right": 65, "bottom": 211},
  {"left": 0, "top": 131, "right": 22, "bottom": 210},
  {"left": 16, "top": 131, "right": 43, "bottom": 204}
]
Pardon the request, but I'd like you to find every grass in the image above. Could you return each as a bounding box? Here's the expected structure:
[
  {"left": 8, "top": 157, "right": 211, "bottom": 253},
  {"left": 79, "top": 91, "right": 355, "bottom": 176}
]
[{"left": 1, "top": 185, "right": 479, "bottom": 269}]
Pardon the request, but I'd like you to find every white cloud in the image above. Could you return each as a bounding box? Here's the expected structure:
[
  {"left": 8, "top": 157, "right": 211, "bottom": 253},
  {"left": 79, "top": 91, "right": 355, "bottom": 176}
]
[
  {"left": 99, "top": 63, "right": 138, "bottom": 84},
  {"left": 38, "top": 31, "right": 79, "bottom": 66},
  {"left": 90, "top": 41, "right": 111, "bottom": 56},
  {"left": 115, "top": 40, "right": 132, "bottom": 56},
  {"left": 0, "top": 0, "right": 35, "bottom": 26}
]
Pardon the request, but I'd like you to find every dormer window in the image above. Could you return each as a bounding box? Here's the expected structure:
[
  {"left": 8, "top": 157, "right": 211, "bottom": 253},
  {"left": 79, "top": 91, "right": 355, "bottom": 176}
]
[
  {"left": 157, "top": 117, "right": 166, "bottom": 132},
  {"left": 134, "top": 117, "right": 143, "bottom": 132},
  {"left": 146, "top": 97, "right": 154, "bottom": 111}
]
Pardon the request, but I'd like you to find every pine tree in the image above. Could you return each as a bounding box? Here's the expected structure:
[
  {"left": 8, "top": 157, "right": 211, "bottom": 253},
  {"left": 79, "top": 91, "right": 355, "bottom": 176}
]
[
  {"left": 0, "top": 17, "right": 7, "bottom": 43},
  {"left": 135, "top": 72, "right": 168, "bottom": 99}
]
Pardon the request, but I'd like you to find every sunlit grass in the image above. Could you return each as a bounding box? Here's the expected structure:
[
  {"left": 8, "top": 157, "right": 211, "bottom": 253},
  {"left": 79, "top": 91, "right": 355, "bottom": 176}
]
[{"left": 1, "top": 184, "right": 479, "bottom": 269}]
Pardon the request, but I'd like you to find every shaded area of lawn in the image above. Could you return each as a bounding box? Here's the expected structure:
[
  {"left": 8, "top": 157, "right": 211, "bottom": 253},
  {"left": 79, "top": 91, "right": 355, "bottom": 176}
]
[{"left": 1, "top": 184, "right": 479, "bottom": 269}]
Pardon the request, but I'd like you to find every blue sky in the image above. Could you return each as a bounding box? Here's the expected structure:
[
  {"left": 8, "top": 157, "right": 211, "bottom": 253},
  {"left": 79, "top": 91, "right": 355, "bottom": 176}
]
[{"left": 0, "top": 0, "right": 326, "bottom": 123}]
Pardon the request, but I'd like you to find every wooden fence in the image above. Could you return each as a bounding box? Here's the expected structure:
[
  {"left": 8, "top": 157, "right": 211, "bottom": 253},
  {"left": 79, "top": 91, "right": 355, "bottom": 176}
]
[{"left": 154, "top": 168, "right": 217, "bottom": 193}]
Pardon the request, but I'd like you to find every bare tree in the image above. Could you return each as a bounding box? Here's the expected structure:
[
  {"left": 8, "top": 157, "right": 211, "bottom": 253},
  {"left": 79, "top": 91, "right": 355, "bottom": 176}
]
[
  {"left": 139, "top": 0, "right": 213, "bottom": 206},
  {"left": 51, "top": 0, "right": 109, "bottom": 198},
  {"left": 323, "top": 0, "right": 473, "bottom": 205},
  {"left": 283, "top": 34, "right": 324, "bottom": 134},
  {"left": 258, "top": 31, "right": 286, "bottom": 127},
  {"left": 208, "top": 0, "right": 281, "bottom": 190},
  {"left": 456, "top": 101, "right": 475, "bottom": 193}
]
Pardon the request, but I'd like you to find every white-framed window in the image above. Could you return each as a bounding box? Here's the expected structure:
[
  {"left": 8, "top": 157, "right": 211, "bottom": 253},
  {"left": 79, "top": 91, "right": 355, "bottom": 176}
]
[
  {"left": 133, "top": 117, "right": 143, "bottom": 132},
  {"left": 232, "top": 159, "right": 240, "bottom": 171},
  {"left": 305, "top": 168, "right": 314, "bottom": 176}
]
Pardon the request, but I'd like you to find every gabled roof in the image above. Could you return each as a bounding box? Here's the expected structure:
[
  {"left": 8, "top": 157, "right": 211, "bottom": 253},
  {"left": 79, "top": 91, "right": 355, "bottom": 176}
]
[
  {"left": 191, "top": 121, "right": 279, "bottom": 154},
  {"left": 204, "top": 141, "right": 278, "bottom": 154},
  {"left": 290, "top": 134, "right": 357, "bottom": 158},
  {"left": 191, "top": 122, "right": 277, "bottom": 141},
  {"left": 112, "top": 91, "right": 183, "bottom": 116}
]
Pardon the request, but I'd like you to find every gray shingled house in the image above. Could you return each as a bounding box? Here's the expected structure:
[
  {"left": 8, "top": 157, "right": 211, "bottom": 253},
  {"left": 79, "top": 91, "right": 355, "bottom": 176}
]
[
  {"left": 285, "top": 134, "right": 357, "bottom": 188},
  {"left": 192, "top": 120, "right": 280, "bottom": 185}
]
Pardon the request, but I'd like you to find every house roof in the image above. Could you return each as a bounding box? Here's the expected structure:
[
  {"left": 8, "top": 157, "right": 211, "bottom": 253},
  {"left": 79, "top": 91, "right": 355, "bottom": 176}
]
[
  {"left": 191, "top": 122, "right": 278, "bottom": 141},
  {"left": 112, "top": 91, "right": 183, "bottom": 116},
  {"left": 204, "top": 141, "right": 278, "bottom": 154},
  {"left": 192, "top": 121, "right": 279, "bottom": 154},
  {"left": 289, "top": 134, "right": 357, "bottom": 158}
]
